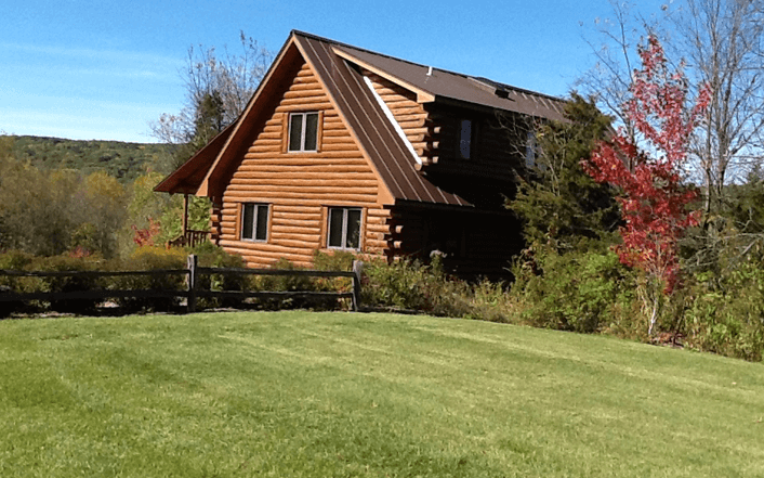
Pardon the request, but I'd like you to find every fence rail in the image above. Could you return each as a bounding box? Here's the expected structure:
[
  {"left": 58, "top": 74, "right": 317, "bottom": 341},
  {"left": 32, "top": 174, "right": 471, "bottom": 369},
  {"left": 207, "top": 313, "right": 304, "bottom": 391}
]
[{"left": 0, "top": 255, "right": 363, "bottom": 313}]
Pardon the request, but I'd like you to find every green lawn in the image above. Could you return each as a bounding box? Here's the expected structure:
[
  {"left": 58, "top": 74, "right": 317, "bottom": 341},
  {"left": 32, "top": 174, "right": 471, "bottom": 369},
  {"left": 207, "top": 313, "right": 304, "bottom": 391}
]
[{"left": 1, "top": 311, "right": 762, "bottom": 477}]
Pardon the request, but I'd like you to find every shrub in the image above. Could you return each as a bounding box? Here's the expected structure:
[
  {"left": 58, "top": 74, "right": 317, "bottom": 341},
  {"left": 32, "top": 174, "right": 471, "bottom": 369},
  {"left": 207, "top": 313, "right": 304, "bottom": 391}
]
[
  {"left": 361, "top": 256, "right": 505, "bottom": 320},
  {"left": 509, "top": 245, "right": 634, "bottom": 333},
  {"left": 111, "top": 247, "right": 188, "bottom": 312},
  {"left": 464, "top": 279, "right": 513, "bottom": 323},
  {"left": 252, "top": 258, "right": 321, "bottom": 310},
  {"left": 313, "top": 249, "right": 356, "bottom": 271},
  {"left": 362, "top": 258, "right": 434, "bottom": 311},
  {"left": 683, "top": 264, "right": 764, "bottom": 361},
  {"left": 311, "top": 250, "right": 356, "bottom": 310},
  {"left": 192, "top": 244, "right": 247, "bottom": 310},
  {"left": 0, "top": 250, "right": 41, "bottom": 316},
  {"left": 33, "top": 254, "right": 106, "bottom": 314}
]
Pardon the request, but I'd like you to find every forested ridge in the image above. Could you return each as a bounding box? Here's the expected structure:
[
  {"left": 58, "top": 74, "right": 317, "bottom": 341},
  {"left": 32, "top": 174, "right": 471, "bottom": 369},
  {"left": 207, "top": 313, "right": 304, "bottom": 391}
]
[{"left": 7, "top": 135, "right": 173, "bottom": 183}]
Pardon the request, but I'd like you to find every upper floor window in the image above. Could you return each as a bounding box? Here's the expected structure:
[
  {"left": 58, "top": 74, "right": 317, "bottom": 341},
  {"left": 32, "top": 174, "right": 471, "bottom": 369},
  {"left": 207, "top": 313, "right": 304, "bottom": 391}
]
[
  {"left": 525, "top": 129, "right": 537, "bottom": 168},
  {"left": 327, "top": 207, "right": 362, "bottom": 250},
  {"left": 459, "top": 119, "right": 472, "bottom": 159},
  {"left": 241, "top": 203, "right": 269, "bottom": 242},
  {"left": 288, "top": 112, "right": 319, "bottom": 152}
]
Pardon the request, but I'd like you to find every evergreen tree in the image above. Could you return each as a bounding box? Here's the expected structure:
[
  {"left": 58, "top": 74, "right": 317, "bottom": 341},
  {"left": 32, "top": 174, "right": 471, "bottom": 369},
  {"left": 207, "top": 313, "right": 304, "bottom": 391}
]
[
  {"left": 509, "top": 94, "right": 620, "bottom": 251},
  {"left": 166, "top": 90, "right": 227, "bottom": 171}
]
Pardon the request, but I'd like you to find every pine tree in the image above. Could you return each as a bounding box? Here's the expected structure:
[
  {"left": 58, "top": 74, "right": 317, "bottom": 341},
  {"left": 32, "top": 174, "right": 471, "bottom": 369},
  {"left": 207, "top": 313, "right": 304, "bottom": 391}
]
[{"left": 510, "top": 94, "right": 620, "bottom": 251}]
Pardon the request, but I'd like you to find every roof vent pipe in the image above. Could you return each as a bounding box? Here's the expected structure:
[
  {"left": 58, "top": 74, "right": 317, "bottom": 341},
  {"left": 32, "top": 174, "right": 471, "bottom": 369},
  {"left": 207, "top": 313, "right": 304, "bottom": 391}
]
[{"left": 426, "top": 66, "right": 433, "bottom": 76}]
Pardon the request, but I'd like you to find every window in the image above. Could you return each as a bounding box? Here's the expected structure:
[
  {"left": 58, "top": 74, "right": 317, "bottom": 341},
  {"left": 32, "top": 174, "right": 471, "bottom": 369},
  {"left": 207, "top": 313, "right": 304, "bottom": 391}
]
[
  {"left": 241, "top": 203, "right": 269, "bottom": 241},
  {"left": 288, "top": 112, "right": 319, "bottom": 152},
  {"left": 327, "top": 207, "right": 362, "bottom": 250},
  {"left": 459, "top": 119, "right": 472, "bottom": 159},
  {"left": 525, "top": 129, "right": 537, "bottom": 168}
]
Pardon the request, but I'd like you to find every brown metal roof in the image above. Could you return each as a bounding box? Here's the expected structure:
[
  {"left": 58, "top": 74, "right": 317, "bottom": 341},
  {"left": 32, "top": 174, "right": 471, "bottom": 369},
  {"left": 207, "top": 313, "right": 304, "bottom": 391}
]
[
  {"left": 297, "top": 34, "right": 469, "bottom": 206},
  {"left": 328, "top": 37, "right": 568, "bottom": 121},
  {"left": 156, "top": 30, "right": 569, "bottom": 208}
]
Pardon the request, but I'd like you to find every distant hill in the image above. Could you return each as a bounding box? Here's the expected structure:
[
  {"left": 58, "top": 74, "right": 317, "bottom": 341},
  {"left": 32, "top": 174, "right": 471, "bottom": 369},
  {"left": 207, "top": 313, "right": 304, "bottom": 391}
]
[{"left": 8, "top": 135, "right": 176, "bottom": 183}]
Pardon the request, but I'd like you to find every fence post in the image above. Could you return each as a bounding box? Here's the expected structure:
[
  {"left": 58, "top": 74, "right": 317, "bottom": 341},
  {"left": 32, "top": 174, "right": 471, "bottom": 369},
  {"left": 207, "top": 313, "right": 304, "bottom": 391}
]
[
  {"left": 187, "top": 254, "right": 198, "bottom": 313},
  {"left": 352, "top": 260, "right": 363, "bottom": 312}
]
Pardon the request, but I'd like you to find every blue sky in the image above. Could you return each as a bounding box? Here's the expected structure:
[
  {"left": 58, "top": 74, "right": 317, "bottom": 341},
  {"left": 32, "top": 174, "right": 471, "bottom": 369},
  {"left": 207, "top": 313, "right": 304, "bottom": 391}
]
[{"left": 1, "top": 0, "right": 671, "bottom": 143}]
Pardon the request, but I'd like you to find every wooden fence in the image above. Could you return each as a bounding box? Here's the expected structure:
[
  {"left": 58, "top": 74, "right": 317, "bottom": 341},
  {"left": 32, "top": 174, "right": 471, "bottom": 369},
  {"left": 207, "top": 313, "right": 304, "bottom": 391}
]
[{"left": 0, "top": 255, "right": 364, "bottom": 313}]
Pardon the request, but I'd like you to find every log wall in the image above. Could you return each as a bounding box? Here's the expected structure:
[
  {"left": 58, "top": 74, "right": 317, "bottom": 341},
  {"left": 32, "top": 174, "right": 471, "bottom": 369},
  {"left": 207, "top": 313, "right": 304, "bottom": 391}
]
[
  {"left": 427, "top": 105, "right": 524, "bottom": 169},
  {"left": 390, "top": 206, "right": 522, "bottom": 280},
  {"left": 363, "top": 72, "right": 437, "bottom": 164},
  {"left": 364, "top": 71, "right": 523, "bottom": 172},
  {"left": 219, "top": 61, "right": 391, "bottom": 268},
  {"left": 213, "top": 59, "right": 524, "bottom": 274}
]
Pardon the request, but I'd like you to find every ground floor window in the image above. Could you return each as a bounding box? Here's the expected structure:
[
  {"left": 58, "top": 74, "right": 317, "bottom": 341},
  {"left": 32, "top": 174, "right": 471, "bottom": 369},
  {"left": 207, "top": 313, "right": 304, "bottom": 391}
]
[
  {"left": 327, "top": 207, "right": 362, "bottom": 250},
  {"left": 241, "top": 203, "right": 269, "bottom": 241}
]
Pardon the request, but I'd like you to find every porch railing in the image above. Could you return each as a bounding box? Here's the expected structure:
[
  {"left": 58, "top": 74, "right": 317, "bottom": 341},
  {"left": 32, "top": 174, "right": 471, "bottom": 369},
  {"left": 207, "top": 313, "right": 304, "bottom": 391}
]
[{"left": 167, "top": 230, "right": 210, "bottom": 248}]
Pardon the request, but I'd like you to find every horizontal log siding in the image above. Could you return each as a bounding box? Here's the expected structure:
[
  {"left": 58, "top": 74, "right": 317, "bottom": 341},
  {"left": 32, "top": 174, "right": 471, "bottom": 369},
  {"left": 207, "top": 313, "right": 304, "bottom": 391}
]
[
  {"left": 363, "top": 72, "right": 436, "bottom": 162},
  {"left": 220, "top": 61, "right": 391, "bottom": 268},
  {"left": 427, "top": 105, "right": 523, "bottom": 171},
  {"left": 389, "top": 206, "right": 521, "bottom": 280}
]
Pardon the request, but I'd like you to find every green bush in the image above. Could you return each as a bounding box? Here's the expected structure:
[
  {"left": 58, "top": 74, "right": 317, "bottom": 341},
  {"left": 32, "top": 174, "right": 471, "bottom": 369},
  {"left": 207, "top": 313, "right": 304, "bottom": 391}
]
[
  {"left": 683, "top": 264, "right": 764, "bottom": 361},
  {"left": 192, "top": 244, "right": 247, "bottom": 310},
  {"left": 0, "top": 250, "right": 41, "bottom": 316},
  {"left": 252, "top": 258, "right": 323, "bottom": 310},
  {"left": 509, "top": 245, "right": 634, "bottom": 333},
  {"left": 362, "top": 258, "right": 434, "bottom": 311},
  {"left": 33, "top": 255, "right": 106, "bottom": 314},
  {"left": 313, "top": 249, "right": 356, "bottom": 271},
  {"left": 111, "top": 247, "right": 188, "bottom": 312},
  {"left": 361, "top": 256, "right": 508, "bottom": 321},
  {"left": 464, "top": 279, "right": 513, "bottom": 323}
]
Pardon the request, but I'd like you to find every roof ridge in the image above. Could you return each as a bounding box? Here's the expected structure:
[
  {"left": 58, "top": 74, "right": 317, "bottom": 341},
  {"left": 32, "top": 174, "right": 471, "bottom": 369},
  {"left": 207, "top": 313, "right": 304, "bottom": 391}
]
[{"left": 290, "top": 30, "right": 565, "bottom": 104}]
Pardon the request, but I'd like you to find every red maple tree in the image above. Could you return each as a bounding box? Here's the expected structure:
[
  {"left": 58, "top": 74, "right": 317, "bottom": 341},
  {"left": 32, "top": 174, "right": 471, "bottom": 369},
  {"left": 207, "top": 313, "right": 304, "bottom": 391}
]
[{"left": 583, "top": 35, "right": 711, "bottom": 335}]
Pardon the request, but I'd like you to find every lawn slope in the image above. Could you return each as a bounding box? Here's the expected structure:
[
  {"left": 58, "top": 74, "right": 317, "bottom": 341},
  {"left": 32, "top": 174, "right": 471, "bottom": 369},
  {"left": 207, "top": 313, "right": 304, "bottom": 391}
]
[{"left": 1, "top": 311, "right": 762, "bottom": 477}]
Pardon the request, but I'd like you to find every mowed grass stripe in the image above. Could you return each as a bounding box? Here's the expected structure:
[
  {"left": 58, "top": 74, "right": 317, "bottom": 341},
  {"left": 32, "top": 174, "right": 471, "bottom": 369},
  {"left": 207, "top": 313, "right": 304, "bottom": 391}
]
[{"left": 0, "top": 311, "right": 762, "bottom": 477}]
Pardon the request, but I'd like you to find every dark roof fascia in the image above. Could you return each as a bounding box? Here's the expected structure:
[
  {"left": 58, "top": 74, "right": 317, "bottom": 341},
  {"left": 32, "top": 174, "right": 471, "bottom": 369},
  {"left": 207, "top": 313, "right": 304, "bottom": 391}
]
[
  {"left": 291, "top": 30, "right": 434, "bottom": 72},
  {"left": 470, "top": 76, "right": 567, "bottom": 106}
]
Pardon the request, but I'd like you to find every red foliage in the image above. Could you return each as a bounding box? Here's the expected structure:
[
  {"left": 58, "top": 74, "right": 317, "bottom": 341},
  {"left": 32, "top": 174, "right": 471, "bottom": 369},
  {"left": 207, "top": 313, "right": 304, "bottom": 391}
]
[
  {"left": 68, "top": 246, "right": 92, "bottom": 258},
  {"left": 583, "top": 36, "right": 711, "bottom": 294},
  {"left": 131, "top": 218, "right": 161, "bottom": 247}
]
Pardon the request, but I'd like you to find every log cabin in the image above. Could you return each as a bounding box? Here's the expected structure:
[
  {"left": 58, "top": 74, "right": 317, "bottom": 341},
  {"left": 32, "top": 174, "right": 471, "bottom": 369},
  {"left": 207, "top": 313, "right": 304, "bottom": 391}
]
[{"left": 155, "top": 30, "right": 567, "bottom": 279}]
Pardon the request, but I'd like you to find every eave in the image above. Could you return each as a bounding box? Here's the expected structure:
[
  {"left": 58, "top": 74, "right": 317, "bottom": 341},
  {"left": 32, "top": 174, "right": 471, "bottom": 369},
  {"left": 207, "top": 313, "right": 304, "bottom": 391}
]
[{"left": 153, "top": 123, "right": 235, "bottom": 195}]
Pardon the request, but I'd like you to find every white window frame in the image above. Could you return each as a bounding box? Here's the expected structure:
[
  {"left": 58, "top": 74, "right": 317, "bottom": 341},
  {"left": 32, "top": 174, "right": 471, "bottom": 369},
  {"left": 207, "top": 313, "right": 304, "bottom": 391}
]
[
  {"left": 240, "top": 203, "right": 270, "bottom": 242},
  {"left": 288, "top": 111, "right": 319, "bottom": 153},
  {"left": 327, "top": 207, "right": 362, "bottom": 251}
]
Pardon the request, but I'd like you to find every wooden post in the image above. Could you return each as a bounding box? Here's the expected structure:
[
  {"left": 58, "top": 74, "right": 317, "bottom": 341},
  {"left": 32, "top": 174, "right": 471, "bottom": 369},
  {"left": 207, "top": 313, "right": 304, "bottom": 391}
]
[
  {"left": 187, "top": 254, "right": 198, "bottom": 313},
  {"left": 351, "top": 260, "right": 363, "bottom": 312},
  {"left": 182, "top": 194, "right": 189, "bottom": 237}
]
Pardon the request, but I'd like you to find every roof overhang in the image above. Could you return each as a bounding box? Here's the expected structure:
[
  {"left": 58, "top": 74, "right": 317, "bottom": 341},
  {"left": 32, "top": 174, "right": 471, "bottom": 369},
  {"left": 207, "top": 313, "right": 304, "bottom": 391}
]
[{"left": 153, "top": 123, "right": 235, "bottom": 195}]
